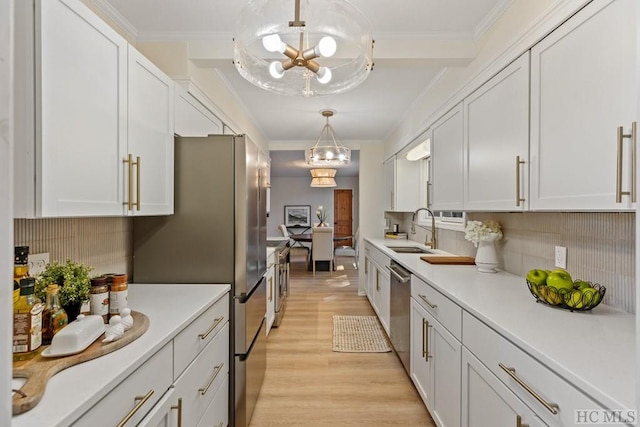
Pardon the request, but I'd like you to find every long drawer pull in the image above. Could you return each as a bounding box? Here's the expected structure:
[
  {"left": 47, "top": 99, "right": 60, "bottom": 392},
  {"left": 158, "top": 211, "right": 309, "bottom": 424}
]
[
  {"left": 418, "top": 294, "right": 438, "bottom": 310},
  {"left": 499, "top": 363, "right": 558, "bottom": 414},
  {"left": 116, "top": 389, "right": 154, "bottom": 427},
  {"left": 199, "top": 316, "right": 224, "bottom": 340},
  {"left": 516, "top": 415, "right": 529, "bottom": 427},
  {"left": 171, "top": 397, "right": 183, "bottom": 427},
  {"left": 199, "top": 363, "right": 224, "bottom": 396}
]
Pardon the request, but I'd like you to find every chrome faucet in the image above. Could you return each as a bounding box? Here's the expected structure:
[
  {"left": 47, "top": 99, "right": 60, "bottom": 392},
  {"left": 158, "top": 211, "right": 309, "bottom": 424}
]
[{"left": 411, "top": 208, "right": 437, "bottom": 249}]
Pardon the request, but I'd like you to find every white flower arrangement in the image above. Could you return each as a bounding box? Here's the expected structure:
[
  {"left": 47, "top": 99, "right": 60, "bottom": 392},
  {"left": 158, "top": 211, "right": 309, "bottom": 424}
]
[
  {"left": 316, "top": 205, "right": 328, "bottom": 224},
  {"left": 464, "top": 220, "right": 503, "bottom": 247}
]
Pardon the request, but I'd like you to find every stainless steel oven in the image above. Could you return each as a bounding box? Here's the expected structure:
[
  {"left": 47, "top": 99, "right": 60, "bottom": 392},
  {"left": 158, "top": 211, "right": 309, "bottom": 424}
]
[
  {"left": 388, "top": 260, "right": 411, "bottom": 375},
  {"left": 273, "top": 243, "right": 290, "bottom": 327}
]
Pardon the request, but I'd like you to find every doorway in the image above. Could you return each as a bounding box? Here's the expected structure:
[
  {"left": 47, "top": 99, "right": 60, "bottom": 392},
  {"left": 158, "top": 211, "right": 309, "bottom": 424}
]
[{"left": 333, "top": 189, "right": 353, "bottom": 246}]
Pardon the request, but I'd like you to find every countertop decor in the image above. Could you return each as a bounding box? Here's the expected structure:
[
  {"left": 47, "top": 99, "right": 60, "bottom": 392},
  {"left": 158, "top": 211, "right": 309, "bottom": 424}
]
[{"left": 464, "top": 220, "right": 502, "bottom": 272}]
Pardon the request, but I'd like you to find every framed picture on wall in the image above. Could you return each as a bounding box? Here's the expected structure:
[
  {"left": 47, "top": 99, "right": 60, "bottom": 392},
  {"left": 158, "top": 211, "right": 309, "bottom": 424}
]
[{"left": 284, "top": 205, "right": 311, "bottom": 227}]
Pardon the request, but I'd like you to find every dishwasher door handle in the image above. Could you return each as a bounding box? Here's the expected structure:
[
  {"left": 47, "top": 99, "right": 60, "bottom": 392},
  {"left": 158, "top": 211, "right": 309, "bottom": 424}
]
[{"left": 386, "top": 265, "right": 410, "bottom": 283}]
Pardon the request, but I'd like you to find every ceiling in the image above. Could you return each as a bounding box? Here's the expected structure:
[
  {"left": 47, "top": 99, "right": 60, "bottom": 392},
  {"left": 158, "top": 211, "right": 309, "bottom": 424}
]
[{"left": 93, "top": 0, "right": 509, "bottom": 173}]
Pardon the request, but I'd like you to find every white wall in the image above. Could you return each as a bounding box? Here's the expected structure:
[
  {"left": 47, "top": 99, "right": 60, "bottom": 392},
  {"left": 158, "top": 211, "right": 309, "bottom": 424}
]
[
  {"left": 268, "top": 176, "right": 359, "bottom": 238},
  {"left": 1, "top": 0, "right": 12, "bottom": 422},
  {"left": 358, "top": 143, "right": 385, "bottom": 294}
]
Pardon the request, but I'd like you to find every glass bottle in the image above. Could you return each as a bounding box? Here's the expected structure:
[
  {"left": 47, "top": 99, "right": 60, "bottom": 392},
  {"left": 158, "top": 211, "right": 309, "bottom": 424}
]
[
  {"left": 13, "top": 277, "right": 44, "bottom": 361},
  {"left": 13, "top": 246, "right": 29, "bottom": 304},
  {"left": 90, "top": 275, "right": 110, "bottom": 323},
  {"left": 42, "top": 284, "right": 68, "bottom": 345},
  {"left": 109, "top": 274, "right": 128, "bottom": 317}
]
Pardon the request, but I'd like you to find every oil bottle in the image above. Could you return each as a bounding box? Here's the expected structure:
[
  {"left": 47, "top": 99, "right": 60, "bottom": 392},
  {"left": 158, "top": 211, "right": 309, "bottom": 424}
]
[
  {"left": 13, "top": 277, "right": 44, "bottom": 361},
  {"left": 42, "top": 284, "right": 68, "bottom": 345},
  {"left": 13, "top": 246, "right": 29, "bottom": 305}
]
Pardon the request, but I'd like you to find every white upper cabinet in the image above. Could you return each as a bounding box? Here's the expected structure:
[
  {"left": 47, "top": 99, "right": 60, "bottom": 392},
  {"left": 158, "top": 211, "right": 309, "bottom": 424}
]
[
  {"left": 431, "top": 103, "right": 464, "bottom": 211},
  {"left": 530, "top": 0, "right": 637, "bottom": 211},
  {"left": 463, "top": 52, "right": 530, "bottom": 211},
  {"left": 127, "top": 46, "right": 174, "bottom": 216},
  {"left": 14, "top": 0, "right": 174, "bottom": 218},
  {"left": 384, "top": 154, "right": 422, "bottom": 212},
  {"left": 174, "top": 86, "right": 223, "bottom": 137}
]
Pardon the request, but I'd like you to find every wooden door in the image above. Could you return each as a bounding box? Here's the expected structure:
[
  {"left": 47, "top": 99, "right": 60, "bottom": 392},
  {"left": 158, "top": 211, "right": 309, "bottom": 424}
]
[{"left": 333, "top": 189, "right": 352, "bottom": 246}]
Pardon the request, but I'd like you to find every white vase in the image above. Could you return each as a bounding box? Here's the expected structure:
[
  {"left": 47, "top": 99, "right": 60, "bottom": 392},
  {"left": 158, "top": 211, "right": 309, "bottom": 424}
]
[{"left": 475, "top": 236, "right": 499, "bottom": 273}]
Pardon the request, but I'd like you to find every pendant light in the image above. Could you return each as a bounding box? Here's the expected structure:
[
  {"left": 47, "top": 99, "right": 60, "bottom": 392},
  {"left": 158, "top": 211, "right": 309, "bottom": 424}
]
[
  {"left": 305, "top": 110, "right": 351, "bottom": 167},
  {"left": 310, "top": 168, "right": 337, "bottom": 187}
]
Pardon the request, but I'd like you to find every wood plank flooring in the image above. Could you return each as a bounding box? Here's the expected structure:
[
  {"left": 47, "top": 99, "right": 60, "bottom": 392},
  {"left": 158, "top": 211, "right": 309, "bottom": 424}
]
[{"left": 249, "top": 249, "right": 435, "bottom": 426}]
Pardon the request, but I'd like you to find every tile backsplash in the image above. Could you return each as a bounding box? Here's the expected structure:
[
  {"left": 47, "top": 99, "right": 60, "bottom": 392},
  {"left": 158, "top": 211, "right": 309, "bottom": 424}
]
[
  {"left": 14, "top": 217, "right": 132, "bottom": 278},
  {"left": 388, "top": 212, "right": 635, "bottom": 314}
]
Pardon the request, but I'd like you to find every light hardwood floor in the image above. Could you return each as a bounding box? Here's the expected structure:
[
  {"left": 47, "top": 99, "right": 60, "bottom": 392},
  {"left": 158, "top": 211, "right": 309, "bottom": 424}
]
[{"left": 249, "top": 249, "right": 435, "bottom": 426}]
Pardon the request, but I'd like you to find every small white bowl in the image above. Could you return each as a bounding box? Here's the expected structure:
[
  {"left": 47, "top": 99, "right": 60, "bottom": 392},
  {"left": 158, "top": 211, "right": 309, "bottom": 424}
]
[{"left": 42, "top": 314, "right": 106, "bottom": 357}]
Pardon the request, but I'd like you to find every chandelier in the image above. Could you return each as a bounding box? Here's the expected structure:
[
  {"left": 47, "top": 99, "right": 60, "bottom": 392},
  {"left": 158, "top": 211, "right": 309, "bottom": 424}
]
[
  {"left": 234, "top": 0, "right": 374, "bottom": 97},
  {"left": 310, "top": 169, "right": 337, "bottom": 187},
  {"left": 305, "top": 110, "right": 351, "bottom": 166}
]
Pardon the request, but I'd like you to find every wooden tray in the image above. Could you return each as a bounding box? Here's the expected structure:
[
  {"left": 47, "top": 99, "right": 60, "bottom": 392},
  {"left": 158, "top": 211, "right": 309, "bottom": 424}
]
[
  {"left": 12, "top": 310, "right": 149, "bottom": 415},
  {"left": 421, "top": 255, "right": 476, "bottom": 265}
]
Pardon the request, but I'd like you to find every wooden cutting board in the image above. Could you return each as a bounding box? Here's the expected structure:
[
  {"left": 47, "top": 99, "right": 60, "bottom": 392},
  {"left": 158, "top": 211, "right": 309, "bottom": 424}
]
[
  {"left": 421, "top": 255, "right": 476, "bottom": 265},
  {"left": 12, "top": 310, "right": 149, "bottom": 415}
]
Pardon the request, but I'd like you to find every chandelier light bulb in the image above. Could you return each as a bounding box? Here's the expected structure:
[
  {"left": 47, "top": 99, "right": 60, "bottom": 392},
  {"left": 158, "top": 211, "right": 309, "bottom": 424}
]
[
  {"left": 269, "top": 61, "right": 285, "bottom": 79},
  {"left": 316, "top": 67, "right": 332, "bottom": 84},
  {"left": 262, "top": 34, "right": 286, "bottom": 53},
  {"left": 317, "top": 36, "right": 337, "bottom": 57}
]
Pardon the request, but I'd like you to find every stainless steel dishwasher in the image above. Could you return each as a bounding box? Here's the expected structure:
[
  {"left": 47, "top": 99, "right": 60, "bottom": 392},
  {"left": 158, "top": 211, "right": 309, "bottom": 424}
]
[{"left": 387, "top": 260, "right": 411, "bottom": 375}]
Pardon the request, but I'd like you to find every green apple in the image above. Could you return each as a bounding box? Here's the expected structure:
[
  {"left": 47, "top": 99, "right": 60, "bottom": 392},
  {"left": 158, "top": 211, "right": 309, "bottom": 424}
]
[
  {"left": 564, "top": 289, "right": 585, "bottom": 309},
  {"left": 574, "top": 280, "right": 592, "bottom": 290},
  {"left": 546, "top": 269, "right": 574, "bottom": 292},
  {"left": 526, "top": 269, "right": 548, "bottom": 286},
  {"left": 582, "top": 287, "right": 601, "bottom": 306}
]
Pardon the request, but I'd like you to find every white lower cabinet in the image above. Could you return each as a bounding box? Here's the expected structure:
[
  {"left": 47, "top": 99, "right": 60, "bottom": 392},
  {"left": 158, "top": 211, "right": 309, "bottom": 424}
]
[
  {"left": 462, "top": 347, "right": 548, "bottom": 427},
  {"left": 198, "top": 376, "right": 229, "bottom": 427},
  {"left": 265, "top": 251, "right": 276, "bottom": 335},
  {"left": 410, "top": 298, "right": 461, "bottom": 427},
  {"left": 364, "top": 243, "right": 391, "bottom": 335}
]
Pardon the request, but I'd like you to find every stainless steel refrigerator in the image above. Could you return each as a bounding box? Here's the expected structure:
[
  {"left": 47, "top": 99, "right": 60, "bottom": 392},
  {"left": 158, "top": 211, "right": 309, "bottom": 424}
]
[{"left": 132, "top": 134, "right": 267, "bottom": 427}]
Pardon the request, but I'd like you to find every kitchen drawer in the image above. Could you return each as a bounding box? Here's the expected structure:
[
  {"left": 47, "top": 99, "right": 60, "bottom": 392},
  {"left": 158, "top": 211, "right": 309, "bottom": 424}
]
[
  {"left": 174, "top": 322, "right": 229, "bottom": 427},
  {"left": 197, "top": 376, "right": 229, "bottom": 427},
  {"left": 73, "top": 341, "right": 173, "bottom": 427},
  {"left": 412, "top": 275, "right": 462, "bottom": 340},
  {"left": 368, "top": 244, "right": 391, "bottom": 270},
  {"left": 463, "top": 312, "right": 607, "bottom": 426},
  {"left": 174, "top": 293, "right": 229, "bottom": 379}
]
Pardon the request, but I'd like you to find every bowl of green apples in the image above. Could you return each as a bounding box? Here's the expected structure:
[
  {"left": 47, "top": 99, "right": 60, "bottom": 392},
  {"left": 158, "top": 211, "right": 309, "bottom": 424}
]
[{"left": 525, "top": 268, "right": 606, "bottom": 312}]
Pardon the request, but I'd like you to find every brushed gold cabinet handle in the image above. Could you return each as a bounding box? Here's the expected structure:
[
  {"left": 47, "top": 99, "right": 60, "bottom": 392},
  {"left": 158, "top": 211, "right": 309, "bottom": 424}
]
[
  {"left": 516, "top": 415, "right": 529, "bottom": 427},
  {"left": 515, "top": 156, "right": 525, "bottom": 207},
  {"left": 199, "top": 363, "right": 224, "bottom": 396},
  {"left": 499, "top": 363, "right": 558, "bottom": 414},
  {"left": 617, "top": 126, "right": 625, "bottom": 203},
  {"left": 418, "top": 294, "right": 437, "bottom": 310},
  {"left": 171, "top": 397, "right": 183, "bottom": 427},
  {"left": 424, "top": 319, "right": 432, "bottom": 360},
  {"left": 632, "top": 122, "right": 637, "bottom": 203},
  {"left": 617, "top": 122, "right": 637, "bottom": 203},
  {"left": 269, "top": 276, "right": 273, "bottom": 302},
  {"left": 422, "top": 318, "right": 427, "bottom": 359},
  {"left": 123, "top": 154, "right": 134, "bottom": 211},
  {"left": 199, "top": 316, "right": 224, "bottom": 340},
  {"left": 116, "top": 389, "right": 154, "bottom": 427},
  {"left": 135, "top": 156, "right": 141, "bottom": 210}
]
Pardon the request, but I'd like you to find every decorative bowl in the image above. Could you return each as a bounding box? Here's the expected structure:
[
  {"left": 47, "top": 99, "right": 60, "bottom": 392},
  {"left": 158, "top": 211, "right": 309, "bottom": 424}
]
[{"left": 525, "top": 280, "right": 606, "bottom": 312}]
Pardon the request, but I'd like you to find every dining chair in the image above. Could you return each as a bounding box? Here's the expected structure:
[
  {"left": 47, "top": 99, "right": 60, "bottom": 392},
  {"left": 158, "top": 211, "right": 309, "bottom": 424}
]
[
  {"left": 311, "top": 226, "right": 334, "bottom": 276},
  {"left": 334, "top": 227, "right": 359, "bottom": 269},
  {"left": 279, "top": 224, "right": 309, "bottom": 256}
]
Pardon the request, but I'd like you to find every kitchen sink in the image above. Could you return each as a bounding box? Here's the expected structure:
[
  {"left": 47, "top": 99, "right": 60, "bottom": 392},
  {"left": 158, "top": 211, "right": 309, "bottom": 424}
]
[{"left": 387, "top": 246, "right": 434, "bottom": 254}]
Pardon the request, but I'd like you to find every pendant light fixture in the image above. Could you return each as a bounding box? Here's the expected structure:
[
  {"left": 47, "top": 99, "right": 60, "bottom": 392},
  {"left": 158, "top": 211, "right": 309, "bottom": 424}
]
[
  {"left": 305, "top": 110, "right": 351, "bottom": 167},
  {"left": 310, "top": 168, "right": 337, "bottom": 187},
  {"left": 234, "top": 0, "right": 374, "bottom": 97}
]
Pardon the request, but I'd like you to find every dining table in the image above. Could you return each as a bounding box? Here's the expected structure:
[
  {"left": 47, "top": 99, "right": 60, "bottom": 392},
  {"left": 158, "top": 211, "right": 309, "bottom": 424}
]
[{"left": 289, "top": 233, "right": 353, "bottom": 271}]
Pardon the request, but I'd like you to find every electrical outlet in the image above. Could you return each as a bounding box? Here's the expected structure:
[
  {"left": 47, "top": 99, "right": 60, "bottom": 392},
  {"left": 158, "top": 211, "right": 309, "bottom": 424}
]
[
  {"left": 28, "top": 252, "right": 50, "bottom": 276},
  {"left": 554, "top": 246, "right": 567, "bottom": 269}
]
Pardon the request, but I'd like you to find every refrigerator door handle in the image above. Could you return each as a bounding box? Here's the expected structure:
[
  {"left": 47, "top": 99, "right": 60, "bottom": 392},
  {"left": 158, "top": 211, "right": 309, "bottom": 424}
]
[{"left": 235, "top": 276, "right": 265, "bottom": 303}]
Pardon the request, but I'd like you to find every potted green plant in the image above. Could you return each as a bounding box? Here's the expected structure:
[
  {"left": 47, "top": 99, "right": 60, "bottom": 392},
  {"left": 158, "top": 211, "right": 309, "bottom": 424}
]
[{"left": 35, "top": 259, "right": 92, "bottom": 321}]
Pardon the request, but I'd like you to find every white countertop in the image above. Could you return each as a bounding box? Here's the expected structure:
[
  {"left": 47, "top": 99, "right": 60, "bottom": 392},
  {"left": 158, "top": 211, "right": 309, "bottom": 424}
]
[
  {"left": 366, "top": 237, "right": 635, "bottom": 412},
  {"left": 12, "top": 283, "right": 230, "bottom": 427}
]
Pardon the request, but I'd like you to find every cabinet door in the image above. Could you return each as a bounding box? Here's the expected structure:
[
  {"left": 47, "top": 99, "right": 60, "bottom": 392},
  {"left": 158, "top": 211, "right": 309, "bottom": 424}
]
[
  {"left": 530, "top": 0, "right": 637, "bottom": 210},
  {"left": 127, "top": 45, "right": 175, "bottom": 216},
  {"left": 464, "top": 53, "right": 530, "bottom": 211},
  {"left": 375, "top": 267, "right": 390, "bottom": 334},
  {"left": 265, "top": 266, "right": 275, "bottom": 335},
  {"left": 431, "top": 103, "right": 464, "bottom": 211},
  {"left": 138, "top": 388, "right": 179, "bottom": 427},
  {"left": 410, "top": 298, "right": 432, "bottom": 408},
  {"left": 16, "top": 0, "right": 128, "bottom": 217},
  {"left": 396, "top": 155, "right": 422, "bottom": 212},
  {"left": 384, "top": 157, "right": 395, "bottom": 211},
  {"left": 462, "top": 348, "right": 547, "bottom": 427},
  {"left": 174, "top": 88, "right": 223, "bottom": 137}
]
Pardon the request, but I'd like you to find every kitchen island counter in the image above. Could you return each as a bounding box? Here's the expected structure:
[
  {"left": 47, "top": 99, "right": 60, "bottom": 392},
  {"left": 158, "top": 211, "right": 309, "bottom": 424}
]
[
  {"left": 366, "top": 237, "right": 635, "bottom": 415},
  {"left": 12, "top": 283, "right": 230, "bottom": 427}
]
